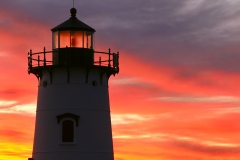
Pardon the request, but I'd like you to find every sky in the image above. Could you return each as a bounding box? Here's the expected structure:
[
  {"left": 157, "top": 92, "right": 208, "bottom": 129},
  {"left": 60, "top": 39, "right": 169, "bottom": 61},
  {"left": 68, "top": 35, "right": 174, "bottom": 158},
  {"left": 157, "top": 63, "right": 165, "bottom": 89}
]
[{"left": 1, "top": 0, "right": 240, "bottom": 159}]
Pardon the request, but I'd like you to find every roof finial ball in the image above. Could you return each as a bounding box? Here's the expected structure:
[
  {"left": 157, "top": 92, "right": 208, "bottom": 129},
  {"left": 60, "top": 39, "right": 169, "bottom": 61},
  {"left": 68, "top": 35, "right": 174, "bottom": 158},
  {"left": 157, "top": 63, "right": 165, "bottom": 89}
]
[{"left": 70, "top": 7, "right": 77, "bottom": 17}]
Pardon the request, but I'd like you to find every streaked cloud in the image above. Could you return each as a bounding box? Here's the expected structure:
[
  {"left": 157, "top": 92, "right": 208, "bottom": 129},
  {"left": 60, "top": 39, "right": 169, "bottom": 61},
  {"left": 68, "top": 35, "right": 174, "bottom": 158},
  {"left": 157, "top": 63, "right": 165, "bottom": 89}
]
[
  {"left": 0, "top": 103, "right": 36, "bottom": 114},
  {"left": 110, "top": 77, "right": 155, "bottom": 88},
  {"left": 113, "top": 133, "right": 168, "bottom": 141},
  {"left": 209, "top": 106, "right": 240, "bottom": 115},
  {"left": 0, "top": 100, "right": 17, "bottom": 106},
  {"left": 114, "top": 132, "right": 240, "bottom": 155},
  {"left": 0, "top": 52, "right": 8, "bottom": 57},
  {"left": 112, "top": 114, "right": 155, "bottom": 125},
  {"left": 152, "top": 95, "right": 240, "bottom": 103}
]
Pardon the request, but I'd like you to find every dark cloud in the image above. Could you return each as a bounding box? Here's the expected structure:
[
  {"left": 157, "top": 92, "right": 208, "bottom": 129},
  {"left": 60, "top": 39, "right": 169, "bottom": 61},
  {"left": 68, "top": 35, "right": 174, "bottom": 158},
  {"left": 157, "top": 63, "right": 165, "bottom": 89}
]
[{"left": 2, "top": 0, "right": 240, "bottom": 73}]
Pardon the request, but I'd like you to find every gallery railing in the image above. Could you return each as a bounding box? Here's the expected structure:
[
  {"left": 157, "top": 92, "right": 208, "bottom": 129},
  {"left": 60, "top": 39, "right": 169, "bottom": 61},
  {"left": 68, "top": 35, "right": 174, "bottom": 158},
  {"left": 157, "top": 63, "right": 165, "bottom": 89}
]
[{"left": 28, "top": 47, "right": 119, "bottom": 73}]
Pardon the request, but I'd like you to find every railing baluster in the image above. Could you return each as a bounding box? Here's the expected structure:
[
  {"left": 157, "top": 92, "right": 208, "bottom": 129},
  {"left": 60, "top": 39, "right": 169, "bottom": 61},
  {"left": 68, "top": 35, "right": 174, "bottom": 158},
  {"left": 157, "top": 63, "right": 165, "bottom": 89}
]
[
  {"left": 117, "top": 51, "right": 119, "bottom": 70},
  {"left": 30, "top": 50, "right": 32, "bottom": 69},
  {"left": 108, "top": 48, "right": 111, "bottom": 67},
  {"left": 44, "top": 47, "right": 46, "bottom": 67},
  {"left": 38, "top": 55, "right": 40, "bottom": 67},
  {"left": 28, "top": 52, "right": 30, "bottom": 73}
]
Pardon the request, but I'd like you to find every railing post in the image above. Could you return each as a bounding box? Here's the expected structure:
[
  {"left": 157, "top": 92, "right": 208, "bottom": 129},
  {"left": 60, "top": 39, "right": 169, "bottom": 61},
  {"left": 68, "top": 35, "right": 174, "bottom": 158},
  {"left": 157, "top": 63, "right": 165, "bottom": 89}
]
[
  {"left": 108, "top": 48, "right": 111, "bottom": 67},
  {"left": 99, "top": 57, "right": 101, "bottom": 66},
  {"left": 28, "top": 52, "right": 30, "bottom": 73},
  {"left": 29, "top": 50, "right": 32, "bottom": 70},
  {"left": 38, "top": 55, "right": 40, "bottom": 67},
  {"left": 28, "top": 52, "right": 29, "bottom": 65},
  {"left": 117, "top": 51, "right": 119, "bottom": 72},
  {"left": 44, "top": 47, "right": 46, "bottom": 67}
]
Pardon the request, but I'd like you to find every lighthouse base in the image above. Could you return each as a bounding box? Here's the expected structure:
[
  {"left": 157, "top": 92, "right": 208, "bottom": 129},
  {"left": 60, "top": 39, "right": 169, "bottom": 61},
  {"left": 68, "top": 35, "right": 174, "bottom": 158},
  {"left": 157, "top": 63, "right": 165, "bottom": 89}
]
[{"left": 32, "top": 152, "right": 113, "bottom": 160}]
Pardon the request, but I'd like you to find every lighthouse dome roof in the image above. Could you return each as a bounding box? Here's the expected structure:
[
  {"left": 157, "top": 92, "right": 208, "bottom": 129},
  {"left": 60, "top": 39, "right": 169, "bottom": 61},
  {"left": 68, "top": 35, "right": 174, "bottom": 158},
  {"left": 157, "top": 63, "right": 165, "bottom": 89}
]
[{"left": 51, "top": 8, "right": 95, "bottom": 32}]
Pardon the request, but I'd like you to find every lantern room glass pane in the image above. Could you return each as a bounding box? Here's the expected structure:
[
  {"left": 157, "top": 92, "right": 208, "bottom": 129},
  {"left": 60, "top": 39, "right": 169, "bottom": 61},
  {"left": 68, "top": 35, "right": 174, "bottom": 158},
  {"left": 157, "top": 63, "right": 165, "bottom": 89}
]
[
  {"left": 92, "top": 34, "right": 94, "bottom": 50},
  {"left": 52, "top": 31, "right": 58, "bottom": 49},
  {"left": 60, "top": 31, "right": 70, "bottom": 48},
  {"left": 87, "top": 33, "right": 92, "bottom": 49},
  {"left": 83, "top": 32, "right": 93, "bottom": 49},
  {"left": 83, "top": 32, "right": 87, "bottom": 48},
  {"left": 71, "top": 31, "right": 83, "bottom": 48}
]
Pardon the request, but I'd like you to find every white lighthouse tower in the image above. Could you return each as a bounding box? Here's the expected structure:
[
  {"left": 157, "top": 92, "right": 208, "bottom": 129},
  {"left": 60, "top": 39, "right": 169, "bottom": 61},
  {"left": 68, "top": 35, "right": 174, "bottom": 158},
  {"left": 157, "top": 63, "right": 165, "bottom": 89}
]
[{"left": 28, "top": 8, "right": 119, "bottom": 160}]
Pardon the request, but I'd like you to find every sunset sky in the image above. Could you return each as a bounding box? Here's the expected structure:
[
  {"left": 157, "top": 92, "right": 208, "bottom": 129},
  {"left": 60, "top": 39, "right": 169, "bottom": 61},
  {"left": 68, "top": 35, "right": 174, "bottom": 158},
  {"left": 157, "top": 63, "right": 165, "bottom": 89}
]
[{"left": 1, "top": 0, "right": 240, "bottom": 159}]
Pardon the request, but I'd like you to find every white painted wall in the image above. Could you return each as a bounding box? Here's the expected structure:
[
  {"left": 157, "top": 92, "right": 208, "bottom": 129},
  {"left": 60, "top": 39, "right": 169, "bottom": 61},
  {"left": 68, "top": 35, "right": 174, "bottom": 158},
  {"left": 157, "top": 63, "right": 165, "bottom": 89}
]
[{"left": 32, "top": 67, "right": 114, "bottom": 160}]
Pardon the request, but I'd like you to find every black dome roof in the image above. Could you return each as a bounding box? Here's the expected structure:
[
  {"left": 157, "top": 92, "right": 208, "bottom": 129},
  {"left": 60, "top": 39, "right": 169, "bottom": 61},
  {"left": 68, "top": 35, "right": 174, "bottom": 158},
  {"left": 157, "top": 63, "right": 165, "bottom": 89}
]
[{"left": 51, "top": 8, "right": 95, "bottom": 32}]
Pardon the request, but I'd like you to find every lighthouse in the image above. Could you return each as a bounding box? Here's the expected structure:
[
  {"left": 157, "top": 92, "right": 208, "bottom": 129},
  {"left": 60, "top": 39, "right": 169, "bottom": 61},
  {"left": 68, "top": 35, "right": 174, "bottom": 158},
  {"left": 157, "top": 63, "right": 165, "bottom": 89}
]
[{"left": 28, "top": 8, "right": 119, "bottom": 160}]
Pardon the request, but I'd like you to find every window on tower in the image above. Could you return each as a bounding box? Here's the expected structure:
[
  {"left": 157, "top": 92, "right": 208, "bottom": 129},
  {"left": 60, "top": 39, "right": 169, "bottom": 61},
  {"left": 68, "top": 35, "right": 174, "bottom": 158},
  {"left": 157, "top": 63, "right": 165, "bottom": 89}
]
[
  {"left": 56, "top": 113, "right": 80, "bottom": 144},
  {"left": 62, "top": 120, "right": 74, "bottom": 142}
]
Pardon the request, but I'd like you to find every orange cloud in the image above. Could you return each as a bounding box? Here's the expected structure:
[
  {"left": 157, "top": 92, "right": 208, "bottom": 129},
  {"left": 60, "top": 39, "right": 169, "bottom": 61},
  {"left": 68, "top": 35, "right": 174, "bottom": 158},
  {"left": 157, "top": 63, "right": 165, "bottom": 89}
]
[
  {"left": 1, "top": 4, "right": 240, "bottom": 160},
  {"left": 0, "top": 113, "right": 34, "bottom": 160}
]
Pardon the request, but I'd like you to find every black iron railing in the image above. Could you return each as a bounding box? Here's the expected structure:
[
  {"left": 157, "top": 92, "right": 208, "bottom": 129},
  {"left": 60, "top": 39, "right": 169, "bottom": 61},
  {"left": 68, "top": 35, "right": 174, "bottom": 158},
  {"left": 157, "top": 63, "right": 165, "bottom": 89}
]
[{"left": 28, "top": 47, "right": 119, "bottom": 72}]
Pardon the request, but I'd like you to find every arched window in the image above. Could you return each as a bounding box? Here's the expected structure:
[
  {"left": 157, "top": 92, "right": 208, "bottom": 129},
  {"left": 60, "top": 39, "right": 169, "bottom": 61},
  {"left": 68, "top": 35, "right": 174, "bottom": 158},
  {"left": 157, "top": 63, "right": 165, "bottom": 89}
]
[
  {"left": 62, "top": 120, "right": 74, "bottom": 142},
  {"left": 56, "top": 113, "right": 80, "bottom": 143}
]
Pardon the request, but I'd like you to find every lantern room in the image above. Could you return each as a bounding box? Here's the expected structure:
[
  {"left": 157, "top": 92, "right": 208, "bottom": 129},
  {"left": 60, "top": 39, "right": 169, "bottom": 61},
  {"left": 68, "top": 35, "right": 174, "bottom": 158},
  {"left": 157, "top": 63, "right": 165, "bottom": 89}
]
[
  {"left": 28, "top": 7, "right": 119, "bottom": 76},
  {"left": 52, "top": 29, "right": 94, "bottom": 49},
  {"left": 51, "top": 8, "right": 96, "bottom": 66}
]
